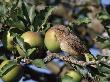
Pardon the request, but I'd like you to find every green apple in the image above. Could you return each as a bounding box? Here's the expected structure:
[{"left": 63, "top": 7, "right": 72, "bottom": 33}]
[
  {"left": 0, "top": 60, "right": 22, "bottom": 82},
  {"left": 21, "top": 31, "right": 43, "bottom": 48},
  {"left": 44, "top": 28, "right": 60, "bottom": 52},
  {"left": 66, "top": 70, "right": 82, "bottom": 82},
  {"left": 62, "top": 75, "right": 77, "bottom": 82}
]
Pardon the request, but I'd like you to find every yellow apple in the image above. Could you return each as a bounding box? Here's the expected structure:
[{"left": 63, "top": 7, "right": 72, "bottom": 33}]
[
  {"left": 66, "top": 70, "right": 82, "bottom": 82},
  {"left": 0, "top": 60, "right": 22, "bottom": 82}
]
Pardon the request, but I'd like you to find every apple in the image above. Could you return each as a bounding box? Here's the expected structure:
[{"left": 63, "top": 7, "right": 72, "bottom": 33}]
[
  {"left": 0, "top": 60, "right": 22, "bottom": 82},
  {"left": 44, "top": 28, "right": 60, "bottom": 52},
  {"left": 21, "top": 31, "right": 43, "bottom": 48},
  {"left": 62, "top": 75, "right": 77, "bottom": 82},
  {"left": 66, "top": 70, "right": 82, "bottom": 82},
  {"left": 2, "top": 31, "right": 14, "bottom": 50}
]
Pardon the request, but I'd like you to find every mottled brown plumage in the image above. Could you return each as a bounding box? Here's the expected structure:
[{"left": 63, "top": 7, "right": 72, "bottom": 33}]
[{"left": 51, "top": 25, "right": 88, "bottom": 56}]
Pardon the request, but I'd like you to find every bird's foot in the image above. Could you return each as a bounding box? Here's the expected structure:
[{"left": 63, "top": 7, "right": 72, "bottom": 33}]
[{"left": 43, "top": 51, "right": 55, "bottom": 63}]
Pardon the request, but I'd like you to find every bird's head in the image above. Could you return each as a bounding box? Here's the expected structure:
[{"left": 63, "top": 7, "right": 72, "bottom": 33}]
[{"left": 52, "top": 25, "right": 70, "bottom": 37}]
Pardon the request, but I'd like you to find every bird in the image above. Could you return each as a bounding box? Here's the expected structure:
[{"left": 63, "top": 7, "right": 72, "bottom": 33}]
[
  {"left": 44, "top": 25, "right": 95, "bottom": 66},
  {"left": 50, "top": 25, "right": 88, "bottom": 56}
]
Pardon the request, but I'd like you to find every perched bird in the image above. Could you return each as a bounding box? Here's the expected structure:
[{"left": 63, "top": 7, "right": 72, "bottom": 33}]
[
  {"left": 44, "top": 25, "right": 93, "bottom": 61},
  {"left": 53, "top": 25, "right": 88, "bottom": 56}
]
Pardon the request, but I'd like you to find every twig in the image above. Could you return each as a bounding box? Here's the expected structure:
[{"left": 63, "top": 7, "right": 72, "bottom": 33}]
[{"left": 44, "top": 53, "right": 110, "bottom": 66}]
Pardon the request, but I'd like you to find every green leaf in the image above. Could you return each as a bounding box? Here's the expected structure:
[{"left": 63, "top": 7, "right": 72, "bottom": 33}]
[
  {"left": 12, "top": 21, "right": 25, "bottom": 30},
  {"left": 105, "top": 26, "right": 110, "bottom": 37},
  {"left": 32, "top": 6, "right": 55, "bottom": 31},
  {"left": 32, "top": 10, "right": 45, "bottom": 30},
  {"left": 17, "top": 16, "right": 28, "bottom": 28},
  {"left": 43, "top": 23, "right": 51, "bottom": 32},
  {"left": 41, "top": 7, "right": 56, "bottom": 27},
  {"left": 96, "top": 55, "right": 104, "bottom": 60},
  {"left": 12, "top": 0, "right": 19, "bottom": 9},
  {"left": 9, "top": 27, "right": 24, "bottom": 35},
  {"left": 98, "top": 13, "right": 110, "bottom": 20},
  {"left": 73, "top": 17, "right": 91, "bottom": 25},
  {"left": 97, "top": 36, "right": 107, "bottom": 42},
  {"left": 101, "top": 39, "right": 110, "bottom": 48},
  {"left": 32, "top": 59, "right": 46, "bottom": 68},
  {"left": 0, "top": 4, "right": 5, "bottom": 16},
  {"left": 0, "top": 71, "right": 2, "bottom": 77},
  {"left": 97, "top": 36, "right": 110, "bottom": 48},
  {"left": 29, "top": 5, "right": 36, "bottom": 23},
  {"left": 15, "top": 35, "right": 27, "bottom": 55},
  {"left": 75, "top": 65, "right": 88, "bottom": 77},
  {"left": 98, "top": 63, "right": 110, "bottom": 74},
  {"left": 99, "top": 76, "right": 110, "bottom": 82},
  {"left": 0, "top": 55, "right": 7, "bottom": 60},
  {"left": 0, "top": 47, "right": 7, "bottom": 60},
  {"left": 27, "top": 48, "right": 36, "bottom": 57},
  {"left": 106, "top": 26, "right": 110, "bottom": 29},
  {"left": 21, "top": 0, "right": 30, "bottom": 25}
]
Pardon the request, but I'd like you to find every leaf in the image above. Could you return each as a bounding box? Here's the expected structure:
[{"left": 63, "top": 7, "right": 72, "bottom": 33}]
[
  {"left": 75, "top": 65, "right": 88, "bottom": 77},
  {"left": 29, "top": 5, "right": 36, "bottom": 23},
  {"left": 41, "top": 7, "right": 56, "bottom": 27},
  {"left": 29, "top": 25, "right": 34, "bottom": 31},
  {"left": 96, "top": 55, "right": 104, "bottom": 60},
  {"left": 0, "top": 4, "right": 5, "bottom": 16},
  {"left": 101, "top": 39, "right": 110, "bottom": 48},
  {"left": 21, "top": 0, "right": 30, "bottom": 26},
  {"left": 32, "top": 10, "right": 45, "bottom": 30},
  {"left": 98, "top": 63, "right": 110, "bottom": 74},
  {"left": 98, "top": 13, "right": 110, "bottom": 20},
  {"left": 15, "top": 35, "right": 27, "bottom": 55},
  {"left": 17, "top": 16, "right": 28, "bottom": 28},
  {"left": 0, "top": 71, "right": 2, "bottom": 77},
  {"left": 43, "top": 23, "right": 51, "bottom": 32},
  {"left": 9, "top": 0, "right": 19, "bottom": 11},
  {"left": 32, "top": 59, "right": 46, "bottom": 68},
  {"left": 75, "top": 65, "right": 100, "bottom": 79},
  {"left": 97, "top": 36, "right": 110, "bottom": 48},
  {"left": 27, "top": 48, "right": 36, "bottom": 57},
  {"left": 9, "top": 27, "right": 24, "bottom": 35},
  {"left": 99, "top": 76, "right": 110, "bottom": 82},
  {"left": 73, "top": 17, "right": 91, "bottom": 25},
  {"left": 32, "top": 6, "right": 55, "bottom": 31},
  {"left": 0, "top": 4, "right": 7, "bottom": 23},
  {"left": 0, "top": 47, "right": 7, "bottom": 60},
  {"left": 106, "top": 26, "right": 110, "bottom": 29},
  {"left": 0, "top": 55, "right": 7, "bottom": 60},
  {"left": 97, "top": 36, "right": 107, "bottom": 42},
  {"left": 86, "top": 65, "right": 100, "bottom": 76}
]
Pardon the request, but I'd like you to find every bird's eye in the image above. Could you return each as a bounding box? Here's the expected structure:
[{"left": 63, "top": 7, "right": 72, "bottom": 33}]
[{"left": 57, "top": 28, "right": 64, "bottom": 32}]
